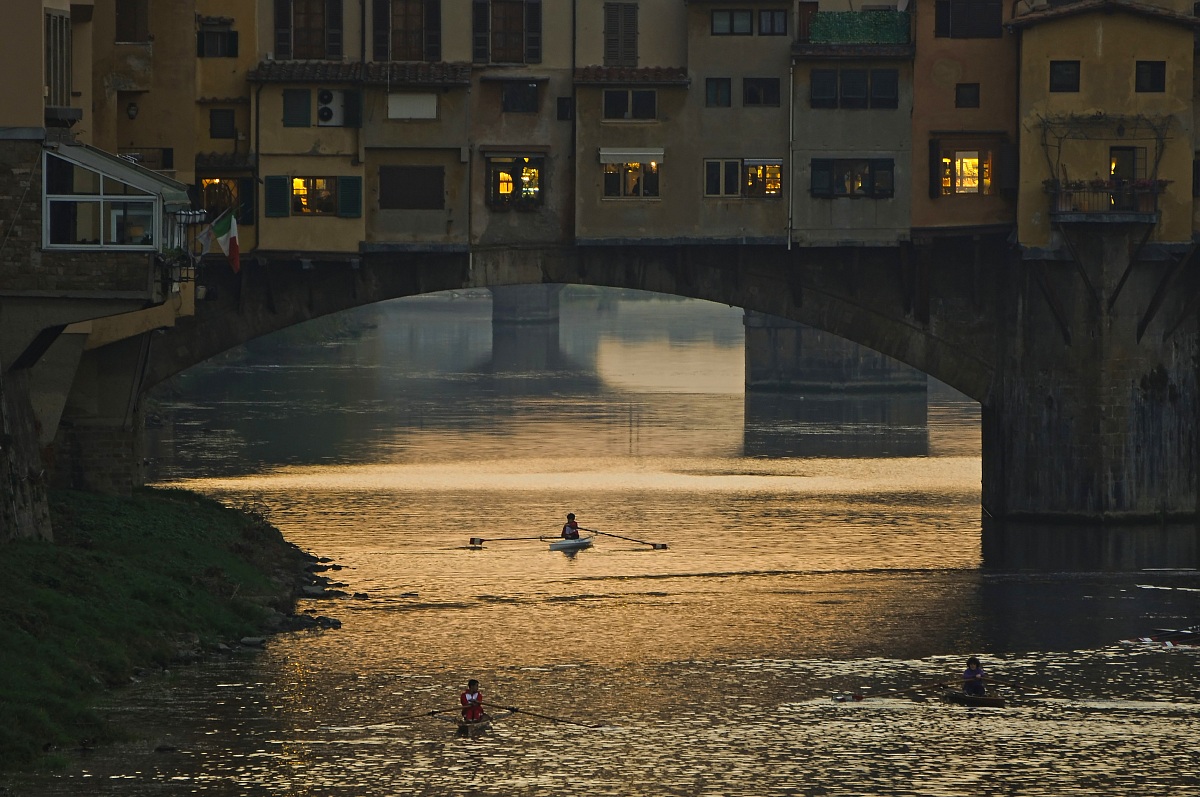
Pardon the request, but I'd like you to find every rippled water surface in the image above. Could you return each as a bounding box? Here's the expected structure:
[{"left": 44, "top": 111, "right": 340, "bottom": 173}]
[{"left": 11, "top": 290, "right": 1200, "bottom": 796}]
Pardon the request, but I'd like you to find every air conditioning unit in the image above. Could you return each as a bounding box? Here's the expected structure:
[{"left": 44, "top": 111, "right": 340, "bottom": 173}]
[{"left": 317, "top": 88, "right": 344, "bottom": 126}]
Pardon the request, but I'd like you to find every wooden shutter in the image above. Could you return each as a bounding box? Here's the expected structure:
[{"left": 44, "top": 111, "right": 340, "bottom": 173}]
[
  {"left": 620, "top": 4, "right": 637, "bottom": 66},
  {"left": 425, "top": 0, "right": 442, "bottom": 60},
  {"left": 274, "top": 0, "right": 292, "bottom": 58},
  {"left": 372, "top": 0, "right": 389, "bottom": 60},
  {"left": 472, "top": 0, "right": 489, "bottom": 62},
  {"left": 929, "top": 139, "right": 942, "bottom": 199},
  {"left": 525, "top": 0, "right": 542, "bottom": 64},
  {"left": 871, "top": 159, "right": 895, "bottom": 197},
  {"left": 282, "top": 89, "right": 311, "bottom": 127},
  {"left": 326, "top": 0, "right": 343, "bottom": 57},
  {"left": 337, "top": 176, "right": 363, "bottom": 217},
  {"left": 237, "top": 178, "right": 256, "bottom": 225},
  {"left": 264, "top": 176, "right": 291, "bottom": 217},
  {"left": 810, "top": 159, "right": 832, "bottom": 197},
  {"left": 997, "top": 142, "right": 1018, "bottom": 192},
  {"left": 228, "top": 31, "right": 239, "bottom": 56},
  {"left": 603, "top": 4, "right": 620, "bottom": 66},
  {"left": 934, "top": 0, "right": 949, "bottom": 37},
  {"left": 343, "top": 90, "right": 363, "bottom": 128}
]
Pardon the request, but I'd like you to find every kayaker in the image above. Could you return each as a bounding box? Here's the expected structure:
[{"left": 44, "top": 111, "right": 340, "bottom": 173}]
[
  {"left": 561, "top": 513, "right": 580, "bottom": 540},
  {"left": 961, "top": 656, "right": 987, "bottom": 696}
]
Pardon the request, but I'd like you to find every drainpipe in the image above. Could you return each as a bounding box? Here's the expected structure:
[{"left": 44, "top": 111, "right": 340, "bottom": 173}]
[
  {"left": 787, "top": 59, "right": 794, "bottom": 250},
  {"left": 255, "top": 82, "right": 263, "bottom": 236},
  {"left": 570, "top": 0, "right": 578, "bottom": 241}
]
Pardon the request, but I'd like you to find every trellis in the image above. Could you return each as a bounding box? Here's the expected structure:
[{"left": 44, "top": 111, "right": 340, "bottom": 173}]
[{"left": 1033, "top": 111, "right": 1174, "bottom": 184}]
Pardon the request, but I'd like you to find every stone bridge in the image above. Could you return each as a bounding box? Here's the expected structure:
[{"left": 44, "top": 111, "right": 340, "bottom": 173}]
[{"left": 100, "top": 227, "right": 1196, "bottom": 529}]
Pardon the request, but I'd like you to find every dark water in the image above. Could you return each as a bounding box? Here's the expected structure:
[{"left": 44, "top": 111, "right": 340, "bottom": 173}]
[{"left": 9, "top": 289, "right": 1200, "bottom": 796}]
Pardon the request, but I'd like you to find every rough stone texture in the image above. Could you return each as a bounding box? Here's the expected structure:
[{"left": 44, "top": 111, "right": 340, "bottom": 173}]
[
  {"left": 49, "top": 416, "right": 144, "bottom": 495},
  {"left": 0, "top": 369, "right": 52, "bottom": 541},
  {"left": 0, "top": 140, "right": 151, "bottom": 294}
]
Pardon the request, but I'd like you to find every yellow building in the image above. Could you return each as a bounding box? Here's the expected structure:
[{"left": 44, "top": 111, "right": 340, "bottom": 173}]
[{"left": 1010, "top": 0, "right": 1198, "bottom": 249}]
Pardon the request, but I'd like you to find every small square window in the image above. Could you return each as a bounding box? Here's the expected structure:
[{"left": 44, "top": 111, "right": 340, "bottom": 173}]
[
  {"left": 1135, "top": 61, "right": 1165, "bottom": 93},
  {"left": 759, "top": 10, "right": 787, "bottom": 35},
  {"left": 209, "top": 109, "right": 236, "bottom": 139},
  {"left": 743, "top": 78, "right": 780, "bottom": 107},
  {"left": 712, "top": 10, "right": 753, "bottom": 35},
  {"left": 706, "top": 78, "right": 731, "bottom": 108},
  {"left": 502, "top": 81, "right": 539, "bottom": 113},
  {"left": 1049, "top": 60, "right": 1080, "bottom": 93},
  {"left": 955, "top": 83, "right": 980, "bottom": 108}
]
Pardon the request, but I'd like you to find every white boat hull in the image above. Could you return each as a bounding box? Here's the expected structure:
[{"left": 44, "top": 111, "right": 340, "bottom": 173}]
[{"left": 548, "top": 535, "right": 595, "bottom": 552}]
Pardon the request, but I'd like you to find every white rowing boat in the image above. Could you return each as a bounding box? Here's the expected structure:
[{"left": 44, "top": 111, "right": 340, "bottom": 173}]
[{"left": 547, "top": 534, "right": 595, "bottom": 552}]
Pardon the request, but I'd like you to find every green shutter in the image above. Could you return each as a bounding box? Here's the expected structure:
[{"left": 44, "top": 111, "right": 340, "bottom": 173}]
[
  {"left": 265, "top": 176, "right": 290, "bottom": 217},
  {"left": 338, "top": 175, "right": 363, "bottom": 217},
  {"left": 282, "top": 89, "right": 310, "bottom": 127},
  {"left": 343, "top": 90, "right": 362, "bottom": 128},
  {"left": 810, "top": 159, "right": 832, "bottom": 197},
  {"left": 237, "top": 177, "right": 256, "bottom": 225}
]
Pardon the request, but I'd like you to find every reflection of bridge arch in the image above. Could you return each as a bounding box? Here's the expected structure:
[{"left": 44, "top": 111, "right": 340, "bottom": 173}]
[{"left": 87, "top": 232, "right": 1200, "bottom": 524}]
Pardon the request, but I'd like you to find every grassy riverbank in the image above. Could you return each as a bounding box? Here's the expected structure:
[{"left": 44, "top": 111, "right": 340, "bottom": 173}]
[{"left": 0, "top": 488, "right": 314, "bottom": 771}]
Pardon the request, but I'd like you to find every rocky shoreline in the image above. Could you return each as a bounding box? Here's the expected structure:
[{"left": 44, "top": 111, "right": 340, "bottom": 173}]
[{"left": 0, "top": 488, "right": 354, "bottom": 772}]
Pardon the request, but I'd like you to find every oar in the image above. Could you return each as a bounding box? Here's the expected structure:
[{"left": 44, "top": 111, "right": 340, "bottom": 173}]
[
  {"left": 468, "top": 535, "right": 546, "bottom": 546},
  {"left": 395, "top": 707, "right": 459, "bottom": 722},
  {"left": 492, "top": 704, "right": 604, "bottom": 728},
  {"left": 580, "top": 528, "right": 669, "bottom": 550}
]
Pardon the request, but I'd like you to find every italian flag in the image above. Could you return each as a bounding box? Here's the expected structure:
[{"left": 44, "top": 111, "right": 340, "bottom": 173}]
[{"left": 202, "top": 209, "right": 240, "bottom": 273}]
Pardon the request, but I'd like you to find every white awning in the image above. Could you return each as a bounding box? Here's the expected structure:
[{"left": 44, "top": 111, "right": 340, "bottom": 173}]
[
  {"left": 599, "top": 147, "right": 664, "bottom": 164},
  {"left": 48, "top": 142, "right": 192, "bottom": 209}
]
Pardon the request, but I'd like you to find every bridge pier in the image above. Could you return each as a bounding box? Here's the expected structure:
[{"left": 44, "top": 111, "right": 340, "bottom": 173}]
[{"left": 983, "top": 226, "right": 1200, "bottom": 521}]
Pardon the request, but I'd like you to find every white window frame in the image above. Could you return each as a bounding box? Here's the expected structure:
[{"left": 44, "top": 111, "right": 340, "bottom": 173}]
[{"left": 43, "top": 150, "right": 166, "bottom": 251}]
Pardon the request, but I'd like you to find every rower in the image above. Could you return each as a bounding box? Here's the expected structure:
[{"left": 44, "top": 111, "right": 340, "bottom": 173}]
[{"left": 561, "top": 513, "right": 580, "bottom": 540}]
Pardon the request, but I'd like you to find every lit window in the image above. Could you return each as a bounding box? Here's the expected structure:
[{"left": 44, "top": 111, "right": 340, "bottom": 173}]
[
  {"left": 486, "top": 156, "right": 544, "bottom": 209},
  {"left": 744, "top": 160, "right": 782, "bottom": 197},
  {"left": 291, "top": 177, "right": 338, "bottom": 214},
  {"left": 810, "top": 158, "right": 894, "bottom": 198},
  {"left": 603, "top": 162, "right": 659, "bottom": 198},
  {"left": 939, "top": 149, "right": 993, "bottom": 195}
]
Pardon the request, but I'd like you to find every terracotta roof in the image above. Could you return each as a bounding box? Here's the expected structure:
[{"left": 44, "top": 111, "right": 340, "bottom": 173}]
[
  {"left": 248, "top": 60, "right": 472, "bottom": 86},
  {"left": 791, "top": 43, "right": 915, "bottom": 60},
  {"left": 574, "top": 66, "right": 691, "bottom": 86},
  {"left": 195, "top": 151, "right": 256, "bottom": 170},
  {"left": 1007, "top": 0, "right": 1200, "bottom": 30}
]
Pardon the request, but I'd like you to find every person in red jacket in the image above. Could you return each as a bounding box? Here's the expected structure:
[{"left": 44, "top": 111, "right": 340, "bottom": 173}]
[
  {"left": 561, "top": 513, "right": 580, "bottom": 540},
  {"left": 460, "top": 679, "right": 485, "bottom": 723}
]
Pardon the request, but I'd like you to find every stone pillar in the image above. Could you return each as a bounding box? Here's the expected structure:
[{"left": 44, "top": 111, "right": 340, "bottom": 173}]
[
  {"left": 0, "top": 369, "right": 53, "bottom": 541},
  {"left": 490, "top": 285, "right": 563, "bottom": 372},
  {"left": 983, "top": 226, "right": 1200, "bottom": 521},
  {"left": 48, "top": 334, "right": 150, "bottom": 495},
  {"left": 743, "top": 310, "right": 927, "bottom": 392}
]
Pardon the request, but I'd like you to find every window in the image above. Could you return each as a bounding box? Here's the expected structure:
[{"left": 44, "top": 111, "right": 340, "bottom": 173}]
[
  {"left": 1135, "top": 61, "right": 1165, "bottom": 93},
  {"left": 810, "top": 69, "right": 897, "bottom": 109},
  {"left": 275, "top": 0, "right": 343, "bottom": 60},
  {"left": 283, "top": 89, "right": 311, "bottom": 126},
  {"left": 502, "top": 81, "right": 539, "bottom": 112},
  {"left": 197, "top": 19, "right": 239, "bottom": 57},
  {"left": 44, "top": 11, "right": 71, "bottom": 108},
  {"left": 743, "top": 78, "right": 780, "bottom": 107},
  {"left": 810, "top": 69, "right": 837, "bottom": 108},
  {"left": 380, "top": 165, "right": 445, "bottom": 209},
  {"left": 209, "top": 109, "right": 236, "bottom": 139},
  {"left": 1049, "top": 60, "right": 1080, "bottom": 92},
  {"left": 199, "top": 177, "right": 255, "bottom": 225},
  {"left": 486, "top": 156, "right": 544, "bottom": 209},
  {"left": 712, "top": 10, "right": 752, "bottom": 35},
  {"left": 263, "top": 175, "right": 362, "bottom": 217},
  {"left": 473, "top": 0, "right": 541, "bottom": 64},
  {"left": 744, "top": 159, "right": 783, "bottom": 197},
  {"left": 373, "top": 0, "right": 441, "bottom": 61},
  {"left": 810, "top": 158, "right": 894, "bottom": 198},
  {"left": 706, "top": 78, "right": 731, "bottom": 108},
  {"left": 704, "top": 159, "right": 742, "bottom": 197},
  {"left": 869, "top": 69, "right": 898, "bottom": 109},
  {"left": 759, "top": 10, "right": 787, "bottom": 35},
  {"left": 939, "top": 150, "right": 993, "bottom": 195},
  {"left": 44, "top": 153, "right": 158, "bottom": 248},
  {"left": 115, "top": 0, "right": 149, "bottom": 42},
  {"left": 604, "top": 3, "right": 638, "bottom": 68},
  {"left": 1109, "top": 146, "right": 1147, "bottom": 182},
  {"left": 603, "top": 89, "right": 656, "bottom": 120},
  {"left": 934, "top": 0, "right": 1002, "bottom": 38},
  {"left": 839, "top": 69, "right": 868, "bottom": 109},
  {"left": 955, "top": 82, "right": 980, "bottom": 108},
  {"left": 388, "top": 92, "right": 438, "bottom": 118},
  {"left": 603, "top": 162, "right": 659, "bottom": 198}
]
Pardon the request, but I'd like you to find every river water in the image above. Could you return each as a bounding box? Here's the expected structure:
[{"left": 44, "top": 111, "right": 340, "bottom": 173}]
[{"left": 11, "top": 289, "right": 1200, "bottom": 796}]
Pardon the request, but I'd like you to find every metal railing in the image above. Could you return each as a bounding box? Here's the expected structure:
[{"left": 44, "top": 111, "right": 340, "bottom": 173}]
[{"left": 1046, "top": 185, "right": 1161, "bottom": 215}]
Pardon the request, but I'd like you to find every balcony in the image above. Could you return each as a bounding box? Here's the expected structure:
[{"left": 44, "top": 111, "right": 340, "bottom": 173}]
[
  {"left": 793, "top": 11, "right": 913, "bottom": 60},
  {"left": 1044, "top": 180, "right": 1166, "bottom": 221}
]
